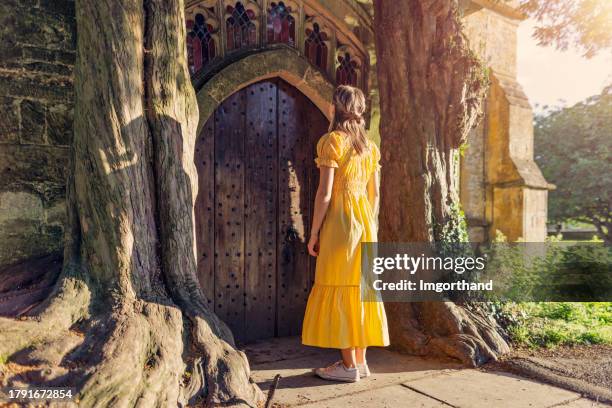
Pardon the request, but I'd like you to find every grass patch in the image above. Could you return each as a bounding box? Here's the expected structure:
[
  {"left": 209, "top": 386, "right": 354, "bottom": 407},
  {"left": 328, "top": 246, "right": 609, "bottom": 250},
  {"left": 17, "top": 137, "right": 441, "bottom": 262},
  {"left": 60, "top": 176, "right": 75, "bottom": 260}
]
[{"left": 500, "top": 302, "right": 612, "bottom": 348}]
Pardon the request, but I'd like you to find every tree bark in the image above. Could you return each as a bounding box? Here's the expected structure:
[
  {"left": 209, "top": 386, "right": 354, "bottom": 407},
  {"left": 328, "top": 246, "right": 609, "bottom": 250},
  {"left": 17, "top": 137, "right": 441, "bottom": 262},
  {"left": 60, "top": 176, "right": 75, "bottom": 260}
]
[
  {"left": 0, "top": 0, "right": 262, "bottom": 406},
  {"left": 374, "top": 0, "right": 510, "bottom": 366}
]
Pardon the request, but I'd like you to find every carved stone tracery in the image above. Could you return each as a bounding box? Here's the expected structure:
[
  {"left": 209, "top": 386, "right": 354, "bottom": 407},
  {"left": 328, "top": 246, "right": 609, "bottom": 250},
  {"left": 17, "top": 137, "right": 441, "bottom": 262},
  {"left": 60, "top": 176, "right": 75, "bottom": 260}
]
[{"left": 185, "top": 0, "right": 368, "bottom": 90}]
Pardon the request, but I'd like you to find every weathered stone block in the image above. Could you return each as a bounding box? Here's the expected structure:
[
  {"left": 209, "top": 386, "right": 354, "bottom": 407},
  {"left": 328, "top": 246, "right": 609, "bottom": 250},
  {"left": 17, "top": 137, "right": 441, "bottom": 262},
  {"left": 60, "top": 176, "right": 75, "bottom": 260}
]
[
  {"left": 45, "top": 201, "right": 66, "bottom": 226},
  {"left": 10, "top": 7, "right": 74, "bottom": 51},
  {"left": 55, "top": 50, "right": 76, "bottom": 65},
  {"left": 47, "top": 103, "right": 73, "bottom": 145},
  {"left": 0, "top": 191, "right": 64, "bottom": 266},
  {"left": 0, "top": 222, "right": 64, "bottom": 266},
  {"left": 522, "top": 188, "right": 548, "bottom": 242},
  {"left": 20, "top": 45, "right": 56, "bottom": 63},
  {"left": 22, "top": 61, "right": 73, "bottom": 76},
  {"left": 0, "top": 191, "right": 43, "bottom": 224},
  {"left": 0, "top": 41, "right": 22, "bottom": 66},
  {"left": 20, "top": 99, "right": 47, "bottom": 144},
  {"left": 23, "top": 46, "right": 58, "bottom": 63},
  {"left": 0, "top": 144, "right": 69, "bottom": 205},
  {"left": 460, "top": 122, "right": 488, "bottom": 241},
  {"left": 0, "top": 0, "right": 38, "bottom": 8},
  {"left": 462, "top": 8, "right": 519, "bottom": 78},
  {"left": 0, "top": 74, "right": 73, "bottom": 102},
  {"left": 0, "top": 97, "right": 20, "bottom": 143}
]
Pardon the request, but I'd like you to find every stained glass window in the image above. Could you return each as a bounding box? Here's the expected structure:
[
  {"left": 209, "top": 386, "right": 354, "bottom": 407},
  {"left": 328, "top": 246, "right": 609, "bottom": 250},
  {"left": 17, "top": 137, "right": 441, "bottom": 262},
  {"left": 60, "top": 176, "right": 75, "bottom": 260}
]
[
  {"left": 226, "top": 2, "right": 257, "bottom": 51},
  {"left": 304, "top": 23, "right": 328, "bottom": 71},
  {"left": 187, "top": 13, "right": 217, "bottom": 75},
  {"left": 267, "top": 2, "right": 295, "bottom": 46},
  {"left": 336, "top": 52, "right": 359, "bottom": 86}
]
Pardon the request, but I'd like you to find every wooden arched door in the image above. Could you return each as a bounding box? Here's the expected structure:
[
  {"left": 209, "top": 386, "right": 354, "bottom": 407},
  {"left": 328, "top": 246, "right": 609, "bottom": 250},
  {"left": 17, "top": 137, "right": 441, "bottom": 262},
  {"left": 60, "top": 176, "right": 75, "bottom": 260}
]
[{"left": 194, "top": 78, "right": 329, "bottom": 343}]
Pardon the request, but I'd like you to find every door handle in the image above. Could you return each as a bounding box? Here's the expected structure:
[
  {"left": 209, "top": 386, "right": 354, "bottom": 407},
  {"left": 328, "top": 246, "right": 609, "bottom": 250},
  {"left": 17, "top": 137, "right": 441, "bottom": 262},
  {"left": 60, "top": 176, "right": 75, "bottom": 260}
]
[
  {"left": 281, "top": 225, "right": 298, "bottom": 265},
  {"left": 285, "top": 225, "right": 299, "bottom": 243}
]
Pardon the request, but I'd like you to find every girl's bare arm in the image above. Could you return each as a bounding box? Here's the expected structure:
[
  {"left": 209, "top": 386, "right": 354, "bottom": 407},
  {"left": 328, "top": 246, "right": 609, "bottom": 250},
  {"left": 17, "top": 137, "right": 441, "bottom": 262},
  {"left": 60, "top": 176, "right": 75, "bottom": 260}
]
[{"left": 310, "top": 166, "right": 335, "bottom": 237}]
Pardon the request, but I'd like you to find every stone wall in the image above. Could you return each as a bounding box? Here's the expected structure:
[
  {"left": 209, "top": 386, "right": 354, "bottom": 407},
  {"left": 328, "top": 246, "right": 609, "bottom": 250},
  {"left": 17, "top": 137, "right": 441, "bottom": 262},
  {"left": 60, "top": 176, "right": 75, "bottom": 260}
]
[
  {"left": 460, "top": 6, "right": 551, "bottom": 242},
  {"left": 460, "top": 122, "right": 487, "bottom": 242},
  {"left": 462, "top": 6, "right": 519, "bottom": 78},
  {"left": 0, "top": 0, "right": 75, "bottom": 266}
]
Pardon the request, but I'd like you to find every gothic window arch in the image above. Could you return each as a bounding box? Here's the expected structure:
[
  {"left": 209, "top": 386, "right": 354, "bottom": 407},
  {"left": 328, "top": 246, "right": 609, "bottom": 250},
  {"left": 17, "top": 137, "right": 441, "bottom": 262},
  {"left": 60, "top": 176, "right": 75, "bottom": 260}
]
[
  {"left": 304, "top": 20, "right": 329, "bottom": 71},
  {"left": 335, "top": 44, "right": 362, "bottom": 87},
  {"left": 186, "top": 6, "right": 219, "bottom": 75},
  {"left": 184, "top": 0, "right": 369, "bottom": 91},
  {"left": 267, "top": 1, "right": 297, "bottom": 46},
  {"left": 225, "top": 1, "right": 260, "bottom": 51}
]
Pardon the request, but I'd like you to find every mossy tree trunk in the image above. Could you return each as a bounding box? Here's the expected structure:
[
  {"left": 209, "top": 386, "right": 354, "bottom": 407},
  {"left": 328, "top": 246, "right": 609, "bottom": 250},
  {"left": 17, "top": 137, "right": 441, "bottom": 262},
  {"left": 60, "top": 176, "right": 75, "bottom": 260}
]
[
  {"left": 373, "top": 0, "right": 510, "bottom": 366},
  {"left": 0, "top": 0, "right": 262, "bottom": 406}
]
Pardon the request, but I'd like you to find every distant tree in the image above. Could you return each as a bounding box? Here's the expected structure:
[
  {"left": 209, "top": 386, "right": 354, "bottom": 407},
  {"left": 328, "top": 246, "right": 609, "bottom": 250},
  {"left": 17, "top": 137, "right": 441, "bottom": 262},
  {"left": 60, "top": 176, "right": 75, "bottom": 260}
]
[
  {"left": 534, "top": 85, "right": 612, "bottom": 243},
  {"left": 520, "top": 0, "right": 612, "bottom": 57}
]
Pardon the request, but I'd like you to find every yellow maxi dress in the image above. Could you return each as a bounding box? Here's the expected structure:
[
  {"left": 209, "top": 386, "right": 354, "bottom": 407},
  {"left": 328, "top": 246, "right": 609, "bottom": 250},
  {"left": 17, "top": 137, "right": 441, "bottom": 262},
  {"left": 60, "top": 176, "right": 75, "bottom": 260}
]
[{"left": 302, "top": 131, "right": 390, "bottom": 349}]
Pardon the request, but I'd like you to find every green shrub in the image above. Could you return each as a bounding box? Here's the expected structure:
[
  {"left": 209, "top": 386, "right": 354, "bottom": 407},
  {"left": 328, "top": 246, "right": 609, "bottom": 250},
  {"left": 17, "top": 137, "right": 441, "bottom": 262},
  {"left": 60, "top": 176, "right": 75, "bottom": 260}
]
[
  {"left": 483, "top": 237, "right": 611, "bottom": 302},
  {"left": 498, "top": 301, "right": 612, "bottom": 348},
  {"left": 577, "top": 331, "right": 606, "bottom": 345}
]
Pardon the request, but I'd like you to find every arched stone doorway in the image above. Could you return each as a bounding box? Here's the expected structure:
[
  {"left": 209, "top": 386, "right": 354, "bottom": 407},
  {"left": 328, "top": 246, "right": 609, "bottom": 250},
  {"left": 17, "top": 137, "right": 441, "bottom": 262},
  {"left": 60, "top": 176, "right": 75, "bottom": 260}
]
[
  {"left": 194, "top": 77, "right": 329, "bottom": 343},
  {"left": 188, "top": 0, "right": 371, "bottom": 343}
]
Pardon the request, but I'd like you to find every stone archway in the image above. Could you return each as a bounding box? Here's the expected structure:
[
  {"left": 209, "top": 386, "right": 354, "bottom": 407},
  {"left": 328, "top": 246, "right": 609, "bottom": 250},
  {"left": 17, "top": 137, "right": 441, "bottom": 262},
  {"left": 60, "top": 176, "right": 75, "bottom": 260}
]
[{"left": 195, "top": 48, "right": 335, "bottom": 135}]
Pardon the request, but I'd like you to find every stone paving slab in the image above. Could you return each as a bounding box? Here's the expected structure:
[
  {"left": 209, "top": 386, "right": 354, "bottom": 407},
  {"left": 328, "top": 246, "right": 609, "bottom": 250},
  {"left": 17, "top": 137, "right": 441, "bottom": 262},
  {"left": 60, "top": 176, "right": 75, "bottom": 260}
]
[
  {"left": 242, "top": 336, "right": 327, "bottom": 365},
  {"left": 404, "top": 369, "right": 580, "bottom": 408},
  {"left": 246, "top": 337, "right": 460, "bottom": 406},
  {"left": 246, "top": 337, "right": 607, "bottom": 408},
  {"left": 300, "top": 384, "right": 448, "bottom": 408}
]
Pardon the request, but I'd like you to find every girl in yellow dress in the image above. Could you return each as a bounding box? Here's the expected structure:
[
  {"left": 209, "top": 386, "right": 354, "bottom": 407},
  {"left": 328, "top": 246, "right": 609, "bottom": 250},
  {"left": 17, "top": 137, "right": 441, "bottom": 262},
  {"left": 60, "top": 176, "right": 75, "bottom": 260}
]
[{"left": 302, "top": 85, "right": 389, "bottom": 382}]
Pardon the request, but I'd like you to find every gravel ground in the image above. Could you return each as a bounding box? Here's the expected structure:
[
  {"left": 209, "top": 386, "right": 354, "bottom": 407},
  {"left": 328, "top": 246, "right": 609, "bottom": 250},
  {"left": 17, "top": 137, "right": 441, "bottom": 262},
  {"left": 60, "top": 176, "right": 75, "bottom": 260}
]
[{"left": 486, "top": 344, "right": 612, "bottom": 403}]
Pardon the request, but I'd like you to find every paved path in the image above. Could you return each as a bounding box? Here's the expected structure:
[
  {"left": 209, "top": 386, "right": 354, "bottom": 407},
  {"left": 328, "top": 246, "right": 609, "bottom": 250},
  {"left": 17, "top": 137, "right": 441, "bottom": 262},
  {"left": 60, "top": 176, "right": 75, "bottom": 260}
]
[{"left": 243, "top": 337, "right": 610, "bottom": 408}]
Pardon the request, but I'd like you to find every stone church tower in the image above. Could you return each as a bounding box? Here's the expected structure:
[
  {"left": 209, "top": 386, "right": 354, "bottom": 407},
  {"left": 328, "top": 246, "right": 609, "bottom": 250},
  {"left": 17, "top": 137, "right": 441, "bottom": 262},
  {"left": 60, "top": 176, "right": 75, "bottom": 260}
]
[
  {"left": 0, "top": 0, "right": 550, "bottom": 325},
  {"left": 460, "top": 0, "right": 552, "bottom": 243}
]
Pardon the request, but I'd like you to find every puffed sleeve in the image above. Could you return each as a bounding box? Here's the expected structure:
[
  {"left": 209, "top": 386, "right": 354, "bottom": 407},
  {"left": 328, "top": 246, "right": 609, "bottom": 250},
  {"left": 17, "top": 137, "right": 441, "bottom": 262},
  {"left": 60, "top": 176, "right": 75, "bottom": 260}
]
[{"left": 314, "top": 132, "right": 343, "bottom": 168}]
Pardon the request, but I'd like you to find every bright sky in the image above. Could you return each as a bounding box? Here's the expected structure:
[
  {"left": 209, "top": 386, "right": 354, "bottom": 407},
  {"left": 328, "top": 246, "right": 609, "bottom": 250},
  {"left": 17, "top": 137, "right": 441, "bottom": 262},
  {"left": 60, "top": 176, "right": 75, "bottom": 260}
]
[{"left": 517, "top": 19, "right": 612, "bottom": 112}]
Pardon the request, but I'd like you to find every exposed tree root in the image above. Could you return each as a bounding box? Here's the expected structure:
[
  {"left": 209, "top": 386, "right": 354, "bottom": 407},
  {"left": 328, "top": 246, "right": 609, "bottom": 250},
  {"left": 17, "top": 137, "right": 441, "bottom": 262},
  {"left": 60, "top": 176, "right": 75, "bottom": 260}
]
[
  {"left": 73, "top": 301, "right": 184, "bottom": 407},
  {"left": 0, "top": 259, "right": 90, "bottom": 360},
  {"left": 1, "top": 292, "right": 262, "bottom": 407},
  {"left": 0, "top": 233, "right": 260, "bottom": 406},
  {"left": 187, "top": 316, "right": 261, "bottom": 406},
  {"left": 387, "top": 302, "right": 510, "bottom": 367}
]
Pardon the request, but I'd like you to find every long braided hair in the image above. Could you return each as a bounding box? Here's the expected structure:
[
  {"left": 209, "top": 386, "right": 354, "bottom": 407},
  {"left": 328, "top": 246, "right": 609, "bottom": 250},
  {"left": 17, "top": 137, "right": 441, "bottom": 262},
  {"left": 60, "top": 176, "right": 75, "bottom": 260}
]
[{"left": 329, "top": 85, "right": 369, "bottom": 155}]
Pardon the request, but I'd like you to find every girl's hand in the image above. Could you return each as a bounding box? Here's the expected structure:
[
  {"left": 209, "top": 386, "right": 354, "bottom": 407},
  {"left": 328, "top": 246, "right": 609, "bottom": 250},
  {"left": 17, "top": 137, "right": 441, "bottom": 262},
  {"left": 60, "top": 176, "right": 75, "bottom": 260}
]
[{"left": 307, "top": 234, "right": 319, "bottom": 257}]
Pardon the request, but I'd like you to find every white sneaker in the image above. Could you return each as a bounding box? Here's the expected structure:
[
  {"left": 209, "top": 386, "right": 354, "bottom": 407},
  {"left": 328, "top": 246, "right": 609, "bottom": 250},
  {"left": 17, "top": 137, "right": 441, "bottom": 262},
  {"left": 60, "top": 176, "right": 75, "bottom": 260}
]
[
  {"left": 357, "top": 362, "right": 371, "bottom": 378},
  {"left": 314, "top": 361, "right": 360, "bottom": 382}
]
